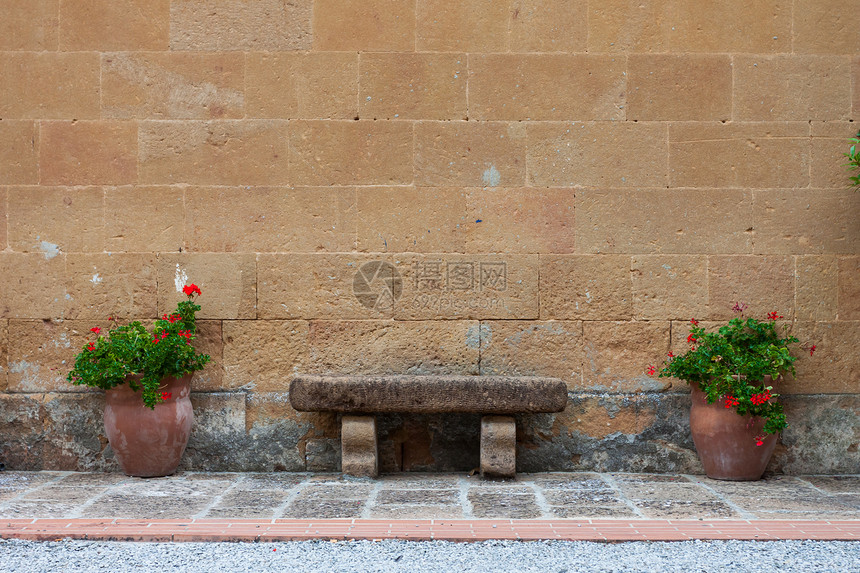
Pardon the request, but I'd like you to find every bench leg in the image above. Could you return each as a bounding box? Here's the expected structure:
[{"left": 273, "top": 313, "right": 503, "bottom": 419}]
[
  {"left": 341, "top": 415, "right": 378, "bottom": 478},
  {"left": 480, "top": 415, "right": 516, "bottom": 478}
]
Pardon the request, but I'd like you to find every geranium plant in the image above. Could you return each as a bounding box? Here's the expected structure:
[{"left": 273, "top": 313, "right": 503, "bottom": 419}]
[
  {"left": 652, "top": 305, "right": 808, "bottom": 441},
  {"left": 68, "top": 284, "right": 211, "bottom": 409},
  {"left": 846, "top": 130, "right": 860, "bottom": 190}
]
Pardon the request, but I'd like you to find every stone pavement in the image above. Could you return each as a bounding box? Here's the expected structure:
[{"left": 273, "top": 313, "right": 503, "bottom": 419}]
[{"left": 0, "top": 471, "right": 858, "bottom": 542}]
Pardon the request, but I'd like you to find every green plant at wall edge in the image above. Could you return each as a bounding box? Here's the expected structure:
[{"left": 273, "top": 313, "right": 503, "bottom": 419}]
[
  {"left": 655, "top": 311, "right": 805, "bottom": 438},
  {"left": 67, "top": 285, "right": 211, "bottom": 409},
  {"left": 847, "top": 130, "right": 860, "bottom": 190}
]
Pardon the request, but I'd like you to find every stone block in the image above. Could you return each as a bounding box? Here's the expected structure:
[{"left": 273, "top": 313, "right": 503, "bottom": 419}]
[
  {"left": 221, "top": 320, "right": 308, "bottom": 392},
  {"left": 182, "top": 392, "right": 249, "bottom": 472},
  {"left": 157, "top": 254, "right": 257, "bottom": 319},
  {"left": 469, "top": 55, "right": 625, "bottom": 121},
  {"left": 669, "top": 122, "right": 809, "bottom": 188},
  {"left": 539, "top": 255, "right": 632, "bottom": 320},
  {"left": 313, "top": 0, "right": 414, "bottom": 51},
  {"left": 778, "top": 395, "right": 860, "bottom": 475},
  {"left": 40, "top": 121, "right": 137, "bottom": 185},
  {"left": 0, "top": 52, "right": 99, "bottom": 119},
  {"left": 241, "top": 393, "right": 310, "bottom": 472},
  {"left": 59, "top": 0, "right": 168, "bottom": 50},
  {"left": 576, "top": 189, "right": 753, "bottom": 254},
  {"left": 528, "top": 122, "right": 667, "bottom": 187},
  {"left": 587, "top": 0, "right": 790, "bottom": 53},
  {"left": 793, "top": 0, "right": 860, "bottom": 54},
  {"left": 360, "top": 53, "right": 467, "bottom": 120},
  {"left": 734, "top": 56, "right": 852, "bottom": 121},
  {"left": 101, "top": 52, "right": 244, "bottom": 119},
  {"left": 582, "top": 322, "right": 672, "bottom": 393},
  {"left": 0, "top": 121, "right": 39, "bottom": 184},
  {"left": 306, "top": 320, "right": 480, "bottom": 375},
  {"left": 480, "top": 415, "right": 516, "bottom": 478},
  {"left": 838, "top": 257, "right": 860, "bottom": 320},
  {"left": 139, "top": 120, "right": 289, "bottom": 186},
  {"left": 627, "top": 55, "right": 731, "bottom": 121},
  {"left": 246, "top": 52, "right": 358, "bottom": 119},
  {"left": 752, "top": 189, "right": 859, "bottom": 254},
  {"left": 785, "top": 322, "right": 860, "bottom": 394},
  {"left": 795, "top": 256, "right": 839, "bottom": 322},
  {"left": 288, "top": 120, "right": 412, "bottom": 186},
  {"left": 7, "top": 186, "right": 103, "bottom": 254},
  {"left": 854, "top": 58, "right": 860, "bottom": 117},
  {"left": 465, "top": 187, "right": 575, "bottom": 254},
  {"left": 170, "top": 0, "right": 311, "bottom": 51},
  {"left": 41, "top": 393, "right": 111, "bottom": 471},
  {"left": 417, "top": 0, "right": 508, "bottom": 52},
  {"left": 104, "top": 186, "right": 184, "bottom": 253},
  {"left": 479, "top": 321, "right": 583, "bottom": 389},
  {"left": 0, "top": 0, "right": 58, "bottom": 50},
  {"left": 414, "top": 121, "right": 527, "bottom": 187},
  {"left": 0, "top": 319, "right": 7, "bottom": 391},
  {"left": 356, "top": 187, "right": 467, "bottom": 253},
  {"left": 0, "top": 188, "right": 4, "bottom": 251},
  {"left": 0, "top": 254, "right": 66, "bottom": 319},
  {"left": 0, "top": 394, "right": 46, "bottom": 470},
  {"left": 509, "top": 0, "right": 587, "bottom": 52},
  {"left": 186, "top": 187, "right": 356, "bottom": 253},
  {"left": 631, "top": 255, "right": 709, "bottom": 320},
  {"left": 811, "top": 122, "right": 859, "bottom": 188},
  {"left": 341, "top": 415, "right": 378, "bottom": 477},
  {"left": 395, "top": 254, "right": 539, "bottom": 320},
  {"left": 192, "top": 320, "right": 223, "bottom": 391},
  {"left": 64, "top": 254, "right": 157, "bottom": 320},
  {"left": 707, "top": 256, "right": 795, "bottom": 321}
]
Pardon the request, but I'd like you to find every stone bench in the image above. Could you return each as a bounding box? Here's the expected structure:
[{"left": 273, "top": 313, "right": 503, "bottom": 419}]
[{"left": 289, "top": 374, "right": 568, "bottom": 479}]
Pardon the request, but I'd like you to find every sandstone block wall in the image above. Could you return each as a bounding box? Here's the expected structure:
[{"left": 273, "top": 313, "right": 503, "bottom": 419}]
[{"left": 1, "top": 0, "right": 858, "bottom": 474}]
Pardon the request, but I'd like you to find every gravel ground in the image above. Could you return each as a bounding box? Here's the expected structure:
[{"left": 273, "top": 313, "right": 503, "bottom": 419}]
[{"left": 0, "top": 538, "right": 858, "bottom": 572}]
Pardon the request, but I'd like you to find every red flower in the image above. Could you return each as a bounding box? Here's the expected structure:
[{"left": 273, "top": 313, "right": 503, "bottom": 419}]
[
  {"left": 161, "top": 392, "right": 172, "bottom": 400},
  {"left": 755, "top": 438, "right": 765, "bottom": 447},
  {"left": 86, "top": 342, "right": 95, "bottom": 351},
  {"left": 810, "top": 345, "right": 817, "bottom": 356},
  {"left": 647, "top": 365, "right": 657, "bottom": 376},
  {"left": 767, "top": 311, "right": 783, "bottom": 320},
  {"left": 183, "top": 284, "right": 202, "bottom": 297},
  {"left": 750, "top": 390, "right": 772, "bottom": 406},
  {"left": 731, "top": 302, "right": 747, "bottom": 314},
  {"left": 723, "top": 395, "right": 739, "bottom": 408},
  {"left": 687, "top": 333, "right": 698, "bottom": 344},
  {"left": 690, "top": 319, "right": 699, "bottom": 326},
  {"left": 667, "top": 351, "right": 674, "bottom": 358},
  {"left": 90, "top": 327, "right": 101, "bottom": 334}
]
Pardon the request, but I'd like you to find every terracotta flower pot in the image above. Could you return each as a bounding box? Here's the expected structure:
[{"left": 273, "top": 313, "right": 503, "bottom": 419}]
[
  {"left": 689, "top": 383, "right": 777, "bottom": 481},
  {"left": 104, "top": 374, "right": 194, "bottom": 477}
]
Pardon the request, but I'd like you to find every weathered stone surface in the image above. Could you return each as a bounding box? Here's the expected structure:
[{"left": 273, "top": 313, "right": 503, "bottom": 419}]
[
  {"left": 0, "top": 121, "right": 38, "bottom": 184},
  {"left": 59, "top": 0, "right": 168, "bottom": 50},
  {"left": 246, "top": 53, "right": 357, "bottom": 119},
  {"left": 795, "top": 256, "right": 838, "bottom": 322},
  {"left": 104, "top": 186, "right": 184, "bottom": 253},
  {"left": 290, "top": 374, "right": 567, "bottom": 414},
  {"left": 360, "top": 53, "right": 466, "bottom": 120},
  {"left": 0, "top": 319, "right": 7, "bottom": 391},
  {"left": 468, "top": 490, "right": 541, "bottom": 518},
  {"left": 465, "top": 187, "right": 575, "bottom": 254},
  {"left": 187, "top": 187, "right": 356, "bottom": 253},
  {"left": 480, "top": 321, "right": 583, "bottom": 390},
  {"left": 793, "top": 0, "right": 860, "bottom": 54},
  {"left": 0, "top": 254, "right": 66, "bottom": 319},
  {"left": 306, "top": 320, "right": 480, "bottom": 376},
  {"left": 707, "top": 256, "right": 795, "bottom": 320},
  {"left": 469, "top": 55, "right": 625, "bottom": 121},
  {"left": 669, "top": 122, "right": 809, "bottom": 188},
  {"left": 627, "top": 55, "right": 731, "bottom": 121},
  {"left": 631, "top": 256, "right": 709, "bottom": 320},
  {"left": 582, "top": 321, "right": 672, "bottom": 392},
  {"left": 414, "top": 121, "right": 527, "bottom": 187},
  {"left": 102, "top": 52, "right": 244, "bottom": 119},
  {"left": 0, "top": 189, "right": 5, "bottom": 252},
  {"left": 0, "top": 52, "right": 99, "bottom": 119},
  {"left": 0, "top": 394, "right": 44, "bottom": 470},
  {"left": 417, "top": 0, "right": 508, "bottom": 52},
  {"left": 313, "top": 0, "right": 414, "bottom": 51},
  {"left": 376, "top": 412, "right": 481, "bottom": 472},
  {"left": 838, "top": 257, "right": 859, "bottom": 320},
  {"left": 191, "top": 320, "right": 223, "bottom": 392},
  {"left": 811, "top": 122, "right": 859, "bottom": 188},
  {"left": 41, "top": 122, "right": 138, "bottom": 185},
  {"left": 540, "top": 255, "right": 632, "bottom": 320},
  {"left": 341, "top": 415, "right": 378, "bottom": 477},
  {"left": 41, "top": 393, "right": 112, "bottom": 471},
  {"left": 305, "top": 438, "right": 340, "bottom": 472},
  {"left": 480, "top": 415, "right": 516, "bottom": 478},
  {"left": 181, "top": 393, "right": 245, "bottom": 472},
  {"left": 528, "top": 122, "right": 667, "bottom": 187},
  {"left": 240, "top": 393, "right": 311, "bottom": 472},
  {"left": 222, "top": 320, "right": 308, "bottom": 392},
  {"left": 734, "top": 56, "right": 852, "bottom": 121},
  {"left": 576, "top": 189, "right": 753, "bottom": 254},
  {"left": 170, "top": 0, "right": 311, "bottom": 51},
  {"left": 0, "top": 0, "right": 58, "bottom": 50},
  {"left": 139, "top": 120, "right": 289, "bottom": 185},
  {"left": 509, "top": 0, "right": 587, "bottom": 52},
  {"left": 289, "top": 121, "right": 413, "bottom": 186},
  {"left": 776, "top": 395, "right": 860, "bottom": 475},
  {"left": 356, "top": 187, "right": 467, "bottom": 253},
  {"left": 157, "top": 254, "right": 256, "bottom": 320},
  {"left": 7, "top": 186, "right": 103, "bottom": 254},
  {"left": 65, "top": 254, "right": 157, "bottom": 319},
  {"left": 854, "top": 57, "right": 860, "bottom": 117},
  {"left": 785, "top": 322, "right": 860, "bottom": 394}
]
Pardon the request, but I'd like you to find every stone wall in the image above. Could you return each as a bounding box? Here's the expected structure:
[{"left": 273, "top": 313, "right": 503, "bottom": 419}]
[{"left": 1, "top": 0, "right": 858, "bottom": 474}]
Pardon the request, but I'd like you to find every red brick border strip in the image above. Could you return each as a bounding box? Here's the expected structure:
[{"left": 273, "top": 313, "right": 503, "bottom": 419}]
[{"left": 1, "top": 519, "right": 858, "bottom": 543}]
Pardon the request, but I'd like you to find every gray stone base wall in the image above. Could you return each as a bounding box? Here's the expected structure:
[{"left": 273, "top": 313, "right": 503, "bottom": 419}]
[{"left": 2, "top": 392, "right": 858, "bottom": 475}]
